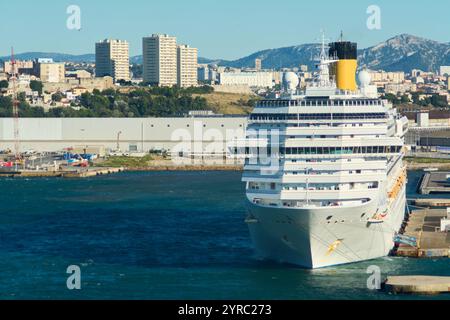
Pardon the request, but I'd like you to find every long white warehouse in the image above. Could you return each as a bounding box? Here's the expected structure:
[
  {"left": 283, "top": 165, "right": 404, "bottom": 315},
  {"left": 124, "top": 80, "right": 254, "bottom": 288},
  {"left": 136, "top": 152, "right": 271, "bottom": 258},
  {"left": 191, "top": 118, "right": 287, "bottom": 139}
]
[{"left": 0, "top": 117, "right": 248, "bottom": 156}]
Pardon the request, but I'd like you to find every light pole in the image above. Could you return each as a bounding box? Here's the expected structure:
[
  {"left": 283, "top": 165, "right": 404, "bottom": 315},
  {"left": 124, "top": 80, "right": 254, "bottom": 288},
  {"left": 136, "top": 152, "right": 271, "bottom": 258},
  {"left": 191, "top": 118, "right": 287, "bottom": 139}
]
[{"left": 116, "top": 131, "right": 122, "bottom": 152}]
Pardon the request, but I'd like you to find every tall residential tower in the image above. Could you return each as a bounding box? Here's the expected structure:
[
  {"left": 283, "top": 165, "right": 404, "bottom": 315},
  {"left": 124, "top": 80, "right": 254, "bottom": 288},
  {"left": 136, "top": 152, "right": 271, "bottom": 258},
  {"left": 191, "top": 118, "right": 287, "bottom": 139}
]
[
  {"left": 177, "top": 45, "right": 198, "bottom": 88},
  {"left": 143, "top": 34, "right": 177, "bottom": 86},
  {"left": 95, "top": 39, "right": 130, "bottom": 82}
]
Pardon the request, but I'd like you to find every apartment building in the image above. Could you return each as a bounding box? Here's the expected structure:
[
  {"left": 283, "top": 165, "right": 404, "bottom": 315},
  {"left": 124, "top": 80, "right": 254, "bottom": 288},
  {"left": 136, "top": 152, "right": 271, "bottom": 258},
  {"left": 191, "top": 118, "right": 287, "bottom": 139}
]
[
  {"left": 34, "top": 59, "right": 65, "bottom": 83},
  {"left": 143, "top": 34, "right": 177, "bottom": 86},
  {"left": 177, "top": 45, "right": 198, "bottom": 87},
  {"left": 95, "top": 39, "right": 130, "bottom": 82},
  {"left": 3, "top": 60, "right": 34, "bottom": 75}
]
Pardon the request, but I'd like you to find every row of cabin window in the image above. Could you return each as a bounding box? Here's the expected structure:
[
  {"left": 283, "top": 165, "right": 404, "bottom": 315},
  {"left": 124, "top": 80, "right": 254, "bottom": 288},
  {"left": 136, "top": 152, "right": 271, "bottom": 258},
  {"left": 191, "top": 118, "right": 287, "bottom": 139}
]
[
  {"left": 257, "top": 99, "right": 382, "bottom": 107},
  {"left": 245, "top": 146, "right": 401, "bottom": 155},
  {"left": 250, "top": 113, "right": 387, "bottom": 121}
]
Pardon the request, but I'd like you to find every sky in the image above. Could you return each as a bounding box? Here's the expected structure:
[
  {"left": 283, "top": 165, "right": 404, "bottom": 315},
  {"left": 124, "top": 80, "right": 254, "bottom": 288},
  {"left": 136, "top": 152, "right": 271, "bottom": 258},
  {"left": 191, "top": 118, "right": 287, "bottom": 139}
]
[{"left": 1, "top": 0, "right": 449, "bottom": 60}]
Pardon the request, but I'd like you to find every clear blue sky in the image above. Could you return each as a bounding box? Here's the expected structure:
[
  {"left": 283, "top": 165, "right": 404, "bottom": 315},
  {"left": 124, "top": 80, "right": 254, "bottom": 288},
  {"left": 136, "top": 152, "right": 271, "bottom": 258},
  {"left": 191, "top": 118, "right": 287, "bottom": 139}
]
[{"left": 1, "top": 0, "right": 448, "bottom": 59}]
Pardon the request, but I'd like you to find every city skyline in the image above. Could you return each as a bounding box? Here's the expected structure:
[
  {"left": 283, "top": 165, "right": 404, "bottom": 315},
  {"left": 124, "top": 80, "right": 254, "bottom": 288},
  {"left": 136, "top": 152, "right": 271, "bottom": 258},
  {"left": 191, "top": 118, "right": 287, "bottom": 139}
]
[{"left": 1, "top": 0, "right": 449, "bottom": 59}]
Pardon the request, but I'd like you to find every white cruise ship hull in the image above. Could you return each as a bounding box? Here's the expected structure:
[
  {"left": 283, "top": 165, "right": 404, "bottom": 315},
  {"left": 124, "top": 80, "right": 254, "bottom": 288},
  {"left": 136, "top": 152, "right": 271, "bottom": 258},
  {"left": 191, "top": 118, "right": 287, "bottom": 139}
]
[{"left": 246, "top": 186, "right": 406, "bottom": 269}]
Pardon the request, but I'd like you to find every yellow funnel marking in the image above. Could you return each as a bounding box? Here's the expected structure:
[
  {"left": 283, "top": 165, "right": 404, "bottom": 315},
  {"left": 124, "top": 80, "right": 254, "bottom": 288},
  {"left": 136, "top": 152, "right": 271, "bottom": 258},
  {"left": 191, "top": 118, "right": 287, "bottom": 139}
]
[{"left": 336, "top": 60, "right": 357, "bottom": 91}]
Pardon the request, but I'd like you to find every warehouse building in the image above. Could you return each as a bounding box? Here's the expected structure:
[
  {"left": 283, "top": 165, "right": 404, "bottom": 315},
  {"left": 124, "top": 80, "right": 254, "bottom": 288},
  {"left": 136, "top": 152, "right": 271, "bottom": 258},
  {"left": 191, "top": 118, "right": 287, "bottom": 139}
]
[{"left": 0, "top": 117, "right": 248, "bottom": 157}]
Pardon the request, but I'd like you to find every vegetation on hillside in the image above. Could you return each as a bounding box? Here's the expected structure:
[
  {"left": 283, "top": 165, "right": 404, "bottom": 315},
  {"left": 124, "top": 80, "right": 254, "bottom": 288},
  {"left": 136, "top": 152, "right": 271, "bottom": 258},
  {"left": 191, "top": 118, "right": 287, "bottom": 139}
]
[
  {"left": 194, "top": 92, "right": 259, "bottom": 115},
  {"left": 0, "top": 86, "right": 241, "bottom": 118},
  {"left": 382, "top": 93, "right": 448, "bottom": 109},
  {"left": 30, "top": 80, "right": 43, "bottom": 95},
  {"left": 0, "top": 80, "right": 8, "bottom": 89}
]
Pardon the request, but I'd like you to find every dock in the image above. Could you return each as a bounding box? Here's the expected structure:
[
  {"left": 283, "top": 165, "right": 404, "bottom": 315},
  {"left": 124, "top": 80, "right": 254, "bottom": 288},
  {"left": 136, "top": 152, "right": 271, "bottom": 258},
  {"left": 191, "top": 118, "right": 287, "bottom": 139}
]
[
  {"left": 395, "top": 208, "right": 450, "bottom": 258},
  {"left": 414, "top": 198, "right": 450, "bottom": 207},
  {"left": 384, "top": 276, "right": 450, "bottom": 294},
  {"left": 0, "top": 167, "right": 124, "bottom": 179},
  {"left": 62, "top": 167, "right": 124, "bottom": 178},
  {"left": 419, "top": 171, "right": 450, "bottom": 195}
]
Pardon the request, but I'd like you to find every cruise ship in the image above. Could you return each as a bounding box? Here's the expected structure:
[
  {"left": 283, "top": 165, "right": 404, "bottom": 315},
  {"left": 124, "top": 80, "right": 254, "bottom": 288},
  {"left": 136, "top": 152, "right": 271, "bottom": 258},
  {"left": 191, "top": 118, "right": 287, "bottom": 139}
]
[{"left": 240, "top": 36, "right": 409, "bottom": 269}]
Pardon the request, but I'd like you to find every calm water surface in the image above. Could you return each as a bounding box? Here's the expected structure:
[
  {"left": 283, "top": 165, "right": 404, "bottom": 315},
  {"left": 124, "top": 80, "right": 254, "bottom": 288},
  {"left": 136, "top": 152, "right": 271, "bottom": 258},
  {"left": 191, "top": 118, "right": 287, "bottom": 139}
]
[{"left": 0, "top": 171, "right": 449, "bottom": 300}]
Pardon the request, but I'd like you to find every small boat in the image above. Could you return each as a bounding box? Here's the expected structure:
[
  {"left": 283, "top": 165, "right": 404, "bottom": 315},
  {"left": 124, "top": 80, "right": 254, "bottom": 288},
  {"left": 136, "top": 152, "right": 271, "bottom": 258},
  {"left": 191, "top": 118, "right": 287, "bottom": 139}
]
[{"left": 424, "top": 168, "right": 439, "bottom": 172}]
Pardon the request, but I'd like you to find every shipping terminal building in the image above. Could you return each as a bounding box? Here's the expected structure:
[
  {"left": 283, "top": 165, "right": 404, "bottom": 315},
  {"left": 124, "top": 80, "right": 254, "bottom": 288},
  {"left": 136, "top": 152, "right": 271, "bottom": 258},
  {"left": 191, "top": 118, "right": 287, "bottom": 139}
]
[{"left": 0, "top": 117, "right": 247, "bottom": 157}]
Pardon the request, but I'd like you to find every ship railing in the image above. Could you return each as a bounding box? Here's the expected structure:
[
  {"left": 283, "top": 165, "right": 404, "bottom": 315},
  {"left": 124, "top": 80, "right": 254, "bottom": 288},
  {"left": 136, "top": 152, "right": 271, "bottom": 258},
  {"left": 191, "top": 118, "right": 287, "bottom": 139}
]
[{"left": 256, "top": 100, "right": 383, "bottom": 108}]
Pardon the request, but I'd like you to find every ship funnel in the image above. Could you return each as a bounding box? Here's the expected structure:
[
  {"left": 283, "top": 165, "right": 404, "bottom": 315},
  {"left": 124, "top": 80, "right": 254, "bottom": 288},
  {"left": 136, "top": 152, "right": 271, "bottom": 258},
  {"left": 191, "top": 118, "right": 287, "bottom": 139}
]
[{"left": 329, "top": 41, "right": 357, "bottom": 91}]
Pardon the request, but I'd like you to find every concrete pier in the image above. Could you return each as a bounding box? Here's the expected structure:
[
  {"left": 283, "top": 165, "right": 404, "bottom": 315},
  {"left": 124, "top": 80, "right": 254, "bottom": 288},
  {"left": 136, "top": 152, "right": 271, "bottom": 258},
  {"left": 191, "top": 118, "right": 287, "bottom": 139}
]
[
  {"left": 0, "top": 167, "right": 124, "bottom": 179},
  {"left": 414, "top": 198, "right": 450, "bottom": 207},
  {"left": 384, "top": 276, "right": 450, "bottom": 294},
  {"left": 395, "top": 209, "right": 450, "bottom": 258},
  {"left": 419, "top": 172, "right": 450, "bottom": 195},
  {"left": 62, "top": 167, "right": 124, "bottom": 178}
]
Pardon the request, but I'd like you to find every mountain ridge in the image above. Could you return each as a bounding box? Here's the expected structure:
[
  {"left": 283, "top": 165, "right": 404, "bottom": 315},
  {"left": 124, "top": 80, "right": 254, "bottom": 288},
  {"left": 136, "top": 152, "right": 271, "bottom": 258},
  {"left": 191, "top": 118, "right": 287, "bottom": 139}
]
[{"left": 2, "top": 34, "right": 449, "bottom": 73}]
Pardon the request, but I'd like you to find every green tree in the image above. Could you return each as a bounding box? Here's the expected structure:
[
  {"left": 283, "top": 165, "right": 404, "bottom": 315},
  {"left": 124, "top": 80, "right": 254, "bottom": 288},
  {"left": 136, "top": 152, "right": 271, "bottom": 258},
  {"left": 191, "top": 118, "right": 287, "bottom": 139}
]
[
  {"left": 52, "top": 92, "right": 64, "bottom": 102},
  {"left": 0, "top": 96, "right": 12, "bottom": 117},
  {"left": 0, "top": 80, "right": 9, "bottom": 89},
  {"left": 400, "top": 95, "right": 410, "bottom": 104},
  {"left": 30, "top": 80, "right": 43, "bottom": 95}
]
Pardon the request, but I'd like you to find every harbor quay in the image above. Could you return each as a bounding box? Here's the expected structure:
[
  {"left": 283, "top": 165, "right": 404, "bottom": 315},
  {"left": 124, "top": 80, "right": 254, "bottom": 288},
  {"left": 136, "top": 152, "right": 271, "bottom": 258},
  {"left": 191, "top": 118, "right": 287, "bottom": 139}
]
[
  {"left": 419, "top": 171, "right": 450, "bottom": 195},
  {"left": 395, "top": 208, "right": 450, "bottom": 258},
  {"left": 0, "top": 167, "right": 125, "bottom": 178}
]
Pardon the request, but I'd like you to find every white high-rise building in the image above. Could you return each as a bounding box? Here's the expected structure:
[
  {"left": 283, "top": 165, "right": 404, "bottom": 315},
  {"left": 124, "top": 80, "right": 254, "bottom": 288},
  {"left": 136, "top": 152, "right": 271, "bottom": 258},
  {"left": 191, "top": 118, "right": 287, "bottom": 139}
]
[
  {"left": 143, "top": 34, "right": 177, "bottom": 86},
  {"left": 177, "top": 45, "right": 198, "bottom": 88},
  {"left": 255, "top": 59, "right": 262, "bottom": 71},
  {"left": 95, "top": 39, "right": 130, "bottom": 82},
  {"left": 440, "top": 66, "right": 450, "bottom": 77}
]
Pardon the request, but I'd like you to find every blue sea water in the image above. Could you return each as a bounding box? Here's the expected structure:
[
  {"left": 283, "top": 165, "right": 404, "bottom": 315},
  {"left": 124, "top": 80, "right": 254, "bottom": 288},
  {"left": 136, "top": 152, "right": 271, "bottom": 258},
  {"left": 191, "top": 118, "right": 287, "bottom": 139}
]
[{"left": 0, "top": 171, "right": 449, "bottom": 300}]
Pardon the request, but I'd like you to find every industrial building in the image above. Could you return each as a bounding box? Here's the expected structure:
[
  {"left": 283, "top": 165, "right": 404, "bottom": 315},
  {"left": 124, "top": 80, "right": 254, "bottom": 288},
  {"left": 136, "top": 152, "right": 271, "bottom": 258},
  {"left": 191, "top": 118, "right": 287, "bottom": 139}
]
[{"left": 0, "top": 117, "right": 247, "bottom": 157}]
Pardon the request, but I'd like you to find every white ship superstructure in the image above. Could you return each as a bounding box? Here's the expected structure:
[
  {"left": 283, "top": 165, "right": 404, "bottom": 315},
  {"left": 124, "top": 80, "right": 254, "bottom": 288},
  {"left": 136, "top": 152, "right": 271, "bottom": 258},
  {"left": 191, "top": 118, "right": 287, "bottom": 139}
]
[{"left": 241, "top": 36, "right": 409, "bottom": 269}]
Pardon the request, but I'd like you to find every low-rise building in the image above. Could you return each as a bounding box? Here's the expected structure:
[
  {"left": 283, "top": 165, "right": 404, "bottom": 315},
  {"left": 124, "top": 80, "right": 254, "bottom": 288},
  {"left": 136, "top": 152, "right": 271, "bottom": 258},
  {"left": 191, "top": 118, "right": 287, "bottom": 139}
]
[
  {"left": 369, "top": 70, "right": 405, "bottom": 87},
  {"left": 34, "top": 59, "right": 65, "bottom": 83},
  {"left": 70, "top": 86, "right": 89, "bottom": 97},
  {"left": 3, "top": 60, "right": 34, "bottom": 75},
  {"left": 198, "top": 65, "right": 209, "bottom": 82},
  {"left": 42, "top": 76, "right": 114, "bottom": 94},
  {"left": 385, "top": 83, "right": 417, "bottom": 94},
  {"left": 218, "top": 72, "right": 274, "bottom": 88},
  {"left": 66, "top": 70, "right": 92, "bottom": 79}
]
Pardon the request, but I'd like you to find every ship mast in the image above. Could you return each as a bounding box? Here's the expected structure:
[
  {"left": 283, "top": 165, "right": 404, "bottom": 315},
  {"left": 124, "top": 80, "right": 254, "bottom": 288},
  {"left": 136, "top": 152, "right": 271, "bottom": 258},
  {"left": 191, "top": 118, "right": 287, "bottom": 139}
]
[{"left": 313, "top": 32, "right": 337, "bottom": 88}]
